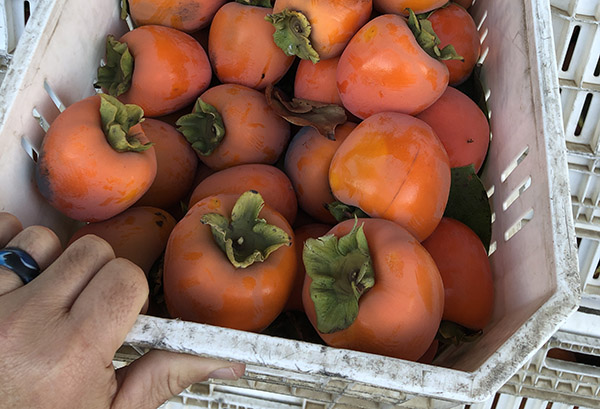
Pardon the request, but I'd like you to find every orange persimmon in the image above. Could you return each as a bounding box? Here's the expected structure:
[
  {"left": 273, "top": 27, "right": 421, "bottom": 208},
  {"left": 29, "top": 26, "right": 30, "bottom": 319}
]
[
  {"left": 163, "top": 191, "right": 297, "bottom": 332},
  {"left": 302, "top": 218, "right": 444, "bottom": 361},
  {"left": 35, "top": 94, "right": 157, "bottom": 222},
  {"left": 284, "top": 122, "right": 356, "bottom": 224},
  {"left": 268, "top": 0, "right": 372, "bottom": 62},
  {"left": 294, "top": 57, "right": 342, "bottom": 105},
  {"left": 135, "top": 118, "right": 198, "bottom": 210},
  {"left": 188, "top": 163, "right": 297, "bottom": 224},
  {"left": 96, "top": 24, "right": 212, "bottom": 117},
  {"left": 176, "top": 83, "right": 291, "bottom": 170},
  {"left": 127, "top": 0, "right": 227, "bottom": 32},
  {"left": 373, "top": 0, "right": 447, "bottom": 14},
  {"left": 329, "top": 112, "right": 450, "bottom": 241},
  {"left": 208, "top": 1, "right": 294, "bottom": 90},
  {"left": 416, "top": 86, "right": 489, "bottom": 173}
]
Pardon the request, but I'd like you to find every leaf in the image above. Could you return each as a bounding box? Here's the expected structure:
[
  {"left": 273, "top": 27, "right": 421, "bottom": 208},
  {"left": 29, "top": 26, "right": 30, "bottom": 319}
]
[
  {"left": 443, "top": 165, "right": 492, "bottom": 251},
  {"left": 265, "top": 84, "right": 347, "bottom": 140}
]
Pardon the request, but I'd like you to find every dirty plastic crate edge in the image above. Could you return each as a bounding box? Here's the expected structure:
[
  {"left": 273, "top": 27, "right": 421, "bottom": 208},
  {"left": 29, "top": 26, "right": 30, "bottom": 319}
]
[{"left": 0, "top": 0, "right": 581, "bottom": 406}]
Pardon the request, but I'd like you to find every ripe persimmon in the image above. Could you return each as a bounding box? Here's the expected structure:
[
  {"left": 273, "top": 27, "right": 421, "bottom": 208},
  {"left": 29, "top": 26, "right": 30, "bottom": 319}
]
[
  {"left": 284, "top": 122, "right": 356, "bottom": 224},
  {"left": 416, "top": 86, "right": 489, "bottom": 173},
  {"left": 96, "top": 24, "right": 212, "bottom": 117},
  {"left": 421, "top": 217, "right": 494, "bottom": 330},
  {"left": 127, "top": 0, "right": 227, "bottom": 33},
  {"left": 302, "top": 218, "right": 444, "bottom": 361},
  {"left": 268, "top": 0, "right": 372, "bottom": 62},
  {"left": 163, "top": 191, "right": 297, "bottom": 332},
  {"left": 35, "top": 94, "right": 157, "bottom": 222},
  {"left": 337, "top": 13, "right": 453, "bottom": 119},
  {"left": 426, "top": 3, "right": 481, "bottom": 85},
  {"left": 374, "top": 0, "right": 447, "bottom": 14},
  {"left": 135, "top": 118, "right": 198, "bottom": 210},
  {"left": 294, "top": 57, "right": 342, "bottom": 106},
  {"left": 67, "top": 206, "right": 176, "bottom": 276},
  {"left": 176, "top": 84, "right": 291, "bottom": 170},
  {"left": 329, "top": 112, "right": 450, "bottom": 241},
  {"left": 188, "top": 163, "right": 297, "bottom": 224},
  {"left": 208, "top": 1, "right": 294, "bottom": 90}
]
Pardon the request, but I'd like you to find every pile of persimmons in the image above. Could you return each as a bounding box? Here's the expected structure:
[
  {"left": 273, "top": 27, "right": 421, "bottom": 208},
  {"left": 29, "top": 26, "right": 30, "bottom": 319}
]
[{"left": 34, "top": 0, "right": 494, "bottom": 364}]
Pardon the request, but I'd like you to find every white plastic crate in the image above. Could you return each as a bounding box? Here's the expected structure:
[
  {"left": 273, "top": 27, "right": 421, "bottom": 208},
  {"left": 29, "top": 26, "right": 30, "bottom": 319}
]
[{"left": 0, "top": 0, "right": 580, "bottom": 407}]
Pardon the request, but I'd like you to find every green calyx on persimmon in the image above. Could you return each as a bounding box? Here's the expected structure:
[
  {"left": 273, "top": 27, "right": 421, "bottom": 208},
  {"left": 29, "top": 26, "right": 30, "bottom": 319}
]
[
  {"left": 201, "top": 191, "right": 292, "bottom": 268},
  {"left": 176, "top": 98, "right": 226, "bottom": 156},
  {"left": 407, "top": 8, "right": 463, "bottom": 61},
  {"left": 265, "top": 8, "right": 320, "bottom": 64},
  {"left": 96, "top": 35, "right": 133, "bottom": 96},
  {"left": 237, "top": 0, "right": 273, "bottom": 6},
  {"left": 99, "top": 94, "right": 152, "bottom": 152},
  {"left": 303, "top": 220, "right": 375, "bottom": 334}
]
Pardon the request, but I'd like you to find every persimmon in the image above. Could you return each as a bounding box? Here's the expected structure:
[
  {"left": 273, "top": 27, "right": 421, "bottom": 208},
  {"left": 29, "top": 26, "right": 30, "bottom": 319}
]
[
  {"left": 426, "top": 3, "right": 481, "bottom": 85},
  {"left": 163, "top": 191, "right": 297, "bottom": 332},
  {"left": 337, "top": 13, "right": 456, "bottom": 119},
  {"left": 294, "top": 57, "right": 342, "bottom": 105},
  {"left": 284, "top": 122, "right": 356, "bottom": 224},
  {"left": 188, "top": 163, "right": 298, "bottom": 224},
  {"left": 268, "top": 0, "right": 372, "bottom": 62},
  {"left": 96, "top": 24, "right": 212, "bottom": 117},
  {"left": 373, "top": 0, "right": 447, "bottom": 14},
  {"left": 286, "top": 223, "right": 331, "bottom": 312},
  {"left": 208, "top": 1, "right": 295, "bottom": 90},
  {"left": 453, "top": 0, "right": 472, "bottom": 10},
  {"left": 67, "top": 206, "right": 176, "bottom": 276},
  {"left": 176, "top": 83, "right": 291, "bottom": 170},
  {"left": 421, "top": 217, "right": 494, "bottom": 330},
  {"left": 416, "top": 86, "right": 489, "bottom": 172},
  {"left": 35, "top": 94, "right": 157, "bottom": 222},
  {"left": 302, "top": 218, "right": 444, "bottom": 361},
  {"left": 135, "top": 118, "right": 198, "bottom": 210},
  {"left": 127, "top": 0, "right": 227, "bottom": 33},
  {"left": 329, "top": 112, "right": 450, "bottom": 241}
]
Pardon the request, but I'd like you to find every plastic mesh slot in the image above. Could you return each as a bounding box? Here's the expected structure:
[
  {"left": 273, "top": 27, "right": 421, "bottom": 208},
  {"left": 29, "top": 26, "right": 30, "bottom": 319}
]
[
  {"left": 504, "top": 208, "right": 534, "bottom": 242},
  {"left": 562, "top": 24, "right": 580, "bottom": 73},
  {"left": 20, "top": 135, "right": 38, "bottom": 162},
  {"left": 31, "top": 107, "right": 49, "bottom": 131},
  {"left": 575, "top": 93, "right": 593, "bottom": 136},
  {"left": 502, "top": 176, "right": 532, "bottom": 211},
  {"left": 501, "top": 146, "right": 529, "bottom": 183},
  {"left": 43, "top": 79, "right": 66, "bottom": 112}
]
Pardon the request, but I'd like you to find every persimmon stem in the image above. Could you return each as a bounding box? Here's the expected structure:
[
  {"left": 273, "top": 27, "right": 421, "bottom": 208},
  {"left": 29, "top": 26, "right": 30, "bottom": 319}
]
[
  {"left": 265, "top": 8, "right": 320, "bottom": 63},
  {"left": 176, "top": 98, "right": 225, "bottom": 156},
  {"left": 303, "top": 220, "right": 374, "bottom": 334},
  {"left": 99, "top": 94, "right": 152, "bottom": 152},
  {"left": 236, "top": 0, "right": 272, "bottom": 6},
  {"left": 201, "top": 191, "right": 292, "bottom": 269},
  {"left": 96, "top": 35, "right": 134, "bottom": 96}
]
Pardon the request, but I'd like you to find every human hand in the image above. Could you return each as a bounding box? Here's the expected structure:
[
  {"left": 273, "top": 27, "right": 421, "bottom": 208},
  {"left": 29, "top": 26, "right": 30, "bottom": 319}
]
[{"left": 0, "top": 212, "right": 245, "bottom": 409}]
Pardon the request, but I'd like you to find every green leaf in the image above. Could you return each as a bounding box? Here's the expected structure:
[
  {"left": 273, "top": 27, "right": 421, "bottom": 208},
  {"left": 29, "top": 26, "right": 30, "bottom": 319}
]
[
  {"left": 176, "top": 98, "right": 225, "bottom": 156},
  {"left": 99, "top": 94, "right": 152, "bottom": 152},
  {"left": 303, "top": 220, "right": 374, "bottom": 334},
  {"left": 407, "top": 8, "right": 463, "bottom": 62},
  {"left": 265, "top": 8, "right": 320, "bottom": 63},
  {"left": 96, "top": 35, "right": 134, "bottom": 96},
  {"left": 201, "top": 191, "right": 292, "bottom": 268},
  {"left": 443, "top": 165, "right": 492, "bottom": 251},
  {"left": 326, "top": 201, "right": 369, "bottom": 222}
]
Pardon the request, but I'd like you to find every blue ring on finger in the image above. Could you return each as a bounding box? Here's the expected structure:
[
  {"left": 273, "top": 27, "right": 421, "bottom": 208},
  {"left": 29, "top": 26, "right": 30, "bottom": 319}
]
[{"left": 0, "top": 247, "right": 41, "bottom": 284}]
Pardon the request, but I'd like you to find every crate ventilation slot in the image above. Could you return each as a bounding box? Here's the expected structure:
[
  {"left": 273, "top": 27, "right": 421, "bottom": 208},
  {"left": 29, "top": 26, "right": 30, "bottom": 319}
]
[
  {"left": 561, "top": 24, "right": 580, "bottom": 73},
  {"left": 574, "top": 92, "right": 593, "bottom": 137},
  {"left": 501, "top": 146, "right": 529, "bottom": 183},
  {"left": 504, "top": 208, "right": 534, "bottom": 242}
]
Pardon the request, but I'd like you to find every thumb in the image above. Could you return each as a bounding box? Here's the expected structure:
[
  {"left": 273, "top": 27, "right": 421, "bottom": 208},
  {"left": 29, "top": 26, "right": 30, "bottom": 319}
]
[{"left": 112, "top": 350, "right": 246, "bottom": 409}]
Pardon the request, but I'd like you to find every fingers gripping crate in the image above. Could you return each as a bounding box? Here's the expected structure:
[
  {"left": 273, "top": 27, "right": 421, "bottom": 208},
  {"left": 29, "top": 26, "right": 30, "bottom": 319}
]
[{"left": 0, "top": 0, "right": 580, "bottom": 408}]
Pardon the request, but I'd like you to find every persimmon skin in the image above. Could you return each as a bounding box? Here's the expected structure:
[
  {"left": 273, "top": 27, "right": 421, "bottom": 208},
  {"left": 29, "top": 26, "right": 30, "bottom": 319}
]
[
  {"left": 453, "top": 0, "right": 472, "bottom": 11},
  {"left": 286, "top": 223, "right": 331, "bottom": 312},
  {"left": 196, "top": 84, "right": 291, "bottom": 170},
  {"left": 188, "top": 164, "right": 298, "bottom": 224},
  {"left": 416, "top": 86, "right": 489, "bottom": 173},
  {"left": 116, "top": 25, "right": 212, "bottom": 117},
  {"left": 294, "top": 57, "right": 342, "bottom": 105},
  {"left": 421, "top": 217, "right": 494, "bottom": 330},
  {"left": 302, "top": 218, "right": 445, "bottom": 361},
  {"left": 329, "top": 112, "right": 450, "bottom": 242},
  {"left": 337, "top": 14, "right": 449, "bottom": 119},
  {"left": 67, "top": 206, "right": 176, "bottom": 276},
  {"left": 128, "top": 0, "right": 227, "bottom": 33},
  {"left": 135, "top": 118, "right": 198, "bottom": 210},
  {"left": 374, "top": 0, "right": 447, "bottom": 14},
  {"left": 35, "top": 95, "right": 157, "bottom": 222},
  {"left": 284, "top": 122, "right": 356, "bottom": 224},
  {"left": 209, "top": 2, "right": 294, "bottom": 90},
  {"left": 427, "top": 3, "right": 481, "bottom": 86},
  {"left": 272, "top": 0, "right": 373, "bottom": 60},
  {"left": 163, "top": 194, "right": 297, "bottom": 332}
]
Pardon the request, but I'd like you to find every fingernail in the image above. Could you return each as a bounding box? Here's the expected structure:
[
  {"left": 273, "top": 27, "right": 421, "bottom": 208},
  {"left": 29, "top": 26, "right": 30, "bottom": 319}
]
[{"left": 207, "top": 366, "right": 243, "bottom": 381}]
